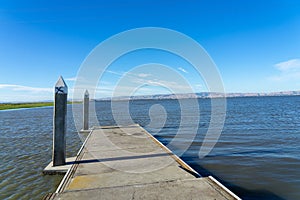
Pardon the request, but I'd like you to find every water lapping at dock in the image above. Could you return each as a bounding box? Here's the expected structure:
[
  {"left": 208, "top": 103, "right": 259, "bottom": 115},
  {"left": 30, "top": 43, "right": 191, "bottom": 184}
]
[
  {"left": 0, "top": 106, "right": 82, "bottom": 199},
  {"left": 0, "top": 96, "right": 300, "bottom": 199}
]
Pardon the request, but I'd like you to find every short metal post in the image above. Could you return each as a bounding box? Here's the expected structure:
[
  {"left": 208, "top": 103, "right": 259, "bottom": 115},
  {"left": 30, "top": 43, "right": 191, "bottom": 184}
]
[
  {"left": 83, "top": 90, "right": 89, "bottom": 130},
  {"left": 52, "top": 76, "right": 68, "bottom": 166}
]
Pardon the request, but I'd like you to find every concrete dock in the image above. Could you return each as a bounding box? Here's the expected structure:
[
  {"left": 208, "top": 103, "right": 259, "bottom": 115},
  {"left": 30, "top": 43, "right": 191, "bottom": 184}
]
[{"left": 45, "top": 124, "right": 240, "bottom": 200}]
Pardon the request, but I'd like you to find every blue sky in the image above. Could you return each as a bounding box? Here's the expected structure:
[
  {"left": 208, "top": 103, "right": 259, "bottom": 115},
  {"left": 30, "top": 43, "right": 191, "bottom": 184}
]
[{"left": 0, "top": 0, "right": 300, "bottom": 102}]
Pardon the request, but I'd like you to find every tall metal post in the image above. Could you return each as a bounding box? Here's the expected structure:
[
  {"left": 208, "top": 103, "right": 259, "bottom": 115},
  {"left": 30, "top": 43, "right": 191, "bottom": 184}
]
[
  {"left": 83, "top": 90, "right": 89, "bottom": 130},
  {"left": 52, "top": 76, "right": 68, "bottom": 166}
]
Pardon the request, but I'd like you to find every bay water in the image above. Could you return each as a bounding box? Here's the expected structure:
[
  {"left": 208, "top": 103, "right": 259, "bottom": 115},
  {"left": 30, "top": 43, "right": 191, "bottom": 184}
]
[{"left": 0, "top": 96, "right": 299, "bottom": 199}]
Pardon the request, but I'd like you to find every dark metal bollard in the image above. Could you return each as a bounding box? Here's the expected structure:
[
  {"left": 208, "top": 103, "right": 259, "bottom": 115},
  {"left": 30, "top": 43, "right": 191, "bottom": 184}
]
[
  {"left": 52, "top": 76, "right": 68, "bottom": 166},
  {"left": 83, "top": 90, "right": 89, "bottom": 130}
]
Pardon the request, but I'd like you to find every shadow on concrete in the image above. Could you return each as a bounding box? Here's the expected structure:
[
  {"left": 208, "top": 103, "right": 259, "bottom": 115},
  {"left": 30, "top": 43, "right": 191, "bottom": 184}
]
[{"left": 71, "top": 152, "right": 172, "bottom": 164}]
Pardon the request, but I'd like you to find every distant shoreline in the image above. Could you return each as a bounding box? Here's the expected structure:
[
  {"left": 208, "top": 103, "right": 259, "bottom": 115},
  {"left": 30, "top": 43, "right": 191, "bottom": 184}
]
[
  {"left": 0, "top": 102, "right": 54, "bottom": 111},
  {"left": 0, "top": 101, "right": 80, "bottom": 111},
  {"left": 1, "top": 92, "right": 300, "bottom": 107},
  {"left": 95, "top": 91, "right": 300, "bottom": 101}
]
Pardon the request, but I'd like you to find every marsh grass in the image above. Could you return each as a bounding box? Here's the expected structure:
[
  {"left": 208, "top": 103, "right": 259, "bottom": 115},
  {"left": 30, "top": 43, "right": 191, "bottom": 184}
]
[{"left": 0, "top": 101, "right": 80, "bottom": 110}]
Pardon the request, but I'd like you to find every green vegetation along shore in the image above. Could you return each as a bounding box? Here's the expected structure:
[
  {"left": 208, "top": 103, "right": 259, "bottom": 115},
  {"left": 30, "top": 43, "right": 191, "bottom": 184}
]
[
  {"left": 0, "top": 102, "right": 53, "bottom": 110},
  {"left": 0, "top": 101, "right": 80, "bottom": 110}
]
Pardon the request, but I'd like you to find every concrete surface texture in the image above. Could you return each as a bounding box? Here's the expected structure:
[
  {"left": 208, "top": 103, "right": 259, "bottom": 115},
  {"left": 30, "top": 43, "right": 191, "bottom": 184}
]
[
  {"left": 49, "top": 124, "right": 239, "bottom": 200},
  {"left": 43, "top": 157, "right": 76, "bottom": 175}
]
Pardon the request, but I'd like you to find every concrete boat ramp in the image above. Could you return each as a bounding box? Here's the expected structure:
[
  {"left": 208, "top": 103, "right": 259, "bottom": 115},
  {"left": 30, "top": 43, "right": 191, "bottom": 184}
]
[{"left": 44, "top": 124, "right": 240, "bottom": 200}]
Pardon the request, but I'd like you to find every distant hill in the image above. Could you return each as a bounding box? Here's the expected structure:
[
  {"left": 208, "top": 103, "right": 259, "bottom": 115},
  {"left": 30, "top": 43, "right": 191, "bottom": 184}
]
[{"left": 94, "top": 91, "right": 300, "bottom": 101}]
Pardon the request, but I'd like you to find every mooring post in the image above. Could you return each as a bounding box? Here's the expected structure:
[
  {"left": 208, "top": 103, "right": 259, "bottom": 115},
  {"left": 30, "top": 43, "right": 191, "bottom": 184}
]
[
  {"left": 83, "top": 90, "right": 89, "bottom": 130},
  {"left": 52, "top": 76, "right": 68, "bottom": 166}
]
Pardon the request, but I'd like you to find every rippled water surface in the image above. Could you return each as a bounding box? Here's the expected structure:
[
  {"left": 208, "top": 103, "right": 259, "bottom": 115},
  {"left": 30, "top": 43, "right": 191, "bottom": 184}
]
[
  {"left": 0, "top": 106, "right": 82, "bottom": 199},
  {"left": 1, "top": 96, "right": 300, "bottom": 199}
]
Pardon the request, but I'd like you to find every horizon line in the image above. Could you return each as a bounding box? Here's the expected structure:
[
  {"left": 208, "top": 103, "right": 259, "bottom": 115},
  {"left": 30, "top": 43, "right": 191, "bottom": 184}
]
[{"left": 1, "top": 90, "right": 300, "bottom": 103}]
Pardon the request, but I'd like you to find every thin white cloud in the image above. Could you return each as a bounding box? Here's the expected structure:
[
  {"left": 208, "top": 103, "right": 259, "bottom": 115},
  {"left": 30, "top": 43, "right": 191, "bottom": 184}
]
[
  {"left": 106, "top": 70, "right": 125, "bottom": 76},
  {"left": 126, "top": 77, "right": 194, "bottom": 92},
  {"left": 0, "top": 84, "right": 52, "bottom": 93},
  {"left": 106, "top": 70, "right": 150, "bottom": 78},
  {"left": 65, "top": 77, "right": 77, "bottom": 81},
  {"left": 92, "top": 69, "right": 197, "bottom": 97},
  {"left": 275, "top": 59, "right": 300, "bottom": 71},
  {"left": 194, "top": 84, "right": 203, "bottom": 89},
  {"left": 98, "top": 80, "right": 111, "bottom": 85},
  {"left": 178, "top": 67, "right": 188, "bottom": 73},
  {"left": 137, "top": 73, "right": 151, "bottom": 78},
  {"left": 270, "top": 59, "right": 300, "bottom": 81},
  {"left": 114, "top": 71, "right": 149, "bottom": 79}
]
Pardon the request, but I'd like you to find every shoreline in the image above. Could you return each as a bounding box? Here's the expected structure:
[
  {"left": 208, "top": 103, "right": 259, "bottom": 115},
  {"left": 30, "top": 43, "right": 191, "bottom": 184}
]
[
  {"left": 0, "top": 102, "right": 54, "bottom": 111},
  {"left": 0, "top": 101, "right": 80, "bottom": 111},
  {"left": 1, "top": 95, "right": 299, "bottom": 110}
]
